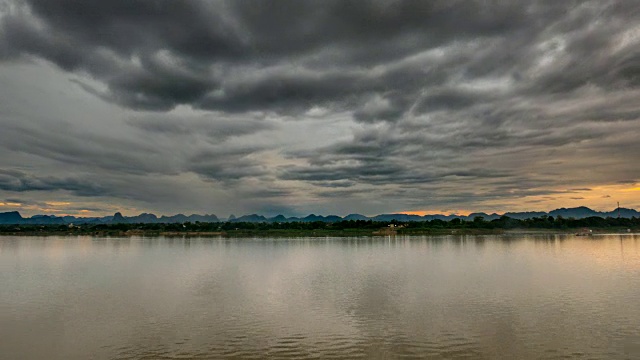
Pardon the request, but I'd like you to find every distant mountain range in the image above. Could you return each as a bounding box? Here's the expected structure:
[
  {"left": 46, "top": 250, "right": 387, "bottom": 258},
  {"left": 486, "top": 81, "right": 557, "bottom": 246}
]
[
  {"left": 0, "top": 206, "right": 638, "bottom": 225},
  {"left": 0, "top": 211, "right": 220, "bottom": 225}
]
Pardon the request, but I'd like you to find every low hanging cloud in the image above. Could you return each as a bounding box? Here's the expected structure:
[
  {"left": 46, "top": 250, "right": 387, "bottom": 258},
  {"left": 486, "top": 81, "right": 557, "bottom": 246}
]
[
  {"left": 0, "top": 169, "right": 108, "bottom": 196},
  {"left": 0, "top": 0, "right": 639, "bottom": 216}
]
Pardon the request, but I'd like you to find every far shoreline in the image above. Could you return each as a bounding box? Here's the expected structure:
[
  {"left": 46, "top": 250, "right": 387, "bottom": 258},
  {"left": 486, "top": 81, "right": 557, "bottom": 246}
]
[{"left": 1, "top": 227, "right": 637, "bottom": 238}]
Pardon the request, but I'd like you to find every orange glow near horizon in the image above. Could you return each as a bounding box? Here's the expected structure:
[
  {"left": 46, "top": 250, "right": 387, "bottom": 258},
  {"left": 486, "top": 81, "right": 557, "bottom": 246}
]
[
  {"left": 400, "top": 184, "right": 640, "bottom": 216},
  {"left": 401, "top": 210, "right": 473, "bottom": 216},
  {"left": 0, "top": 202, "right": 22, "bottom": 207},
  {"left": 0, "top": 201, "right": 113, "bottom": 218},
  {"left": 45, "top": 201, "right": 72, "bottom": 206},
  {"left": 2, "top": 184, "right": 639, "bottom": 218}
]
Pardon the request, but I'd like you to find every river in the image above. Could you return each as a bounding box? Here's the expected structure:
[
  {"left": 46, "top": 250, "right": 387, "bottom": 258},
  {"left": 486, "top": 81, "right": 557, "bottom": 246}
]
[{"left": 1, "top": 234, "right": 639, "bottom": 359}]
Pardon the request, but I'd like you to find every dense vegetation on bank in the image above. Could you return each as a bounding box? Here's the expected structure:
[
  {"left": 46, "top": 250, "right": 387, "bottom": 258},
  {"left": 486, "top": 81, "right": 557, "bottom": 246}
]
[{"left": 1, "top": 215, "right": 639, "bottom": 236}]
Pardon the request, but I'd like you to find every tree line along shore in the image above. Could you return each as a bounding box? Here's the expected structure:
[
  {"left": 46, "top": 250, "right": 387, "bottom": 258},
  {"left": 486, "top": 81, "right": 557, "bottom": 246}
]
[{"left": 1, "top": 215, "right": 639, "bottom": 237}]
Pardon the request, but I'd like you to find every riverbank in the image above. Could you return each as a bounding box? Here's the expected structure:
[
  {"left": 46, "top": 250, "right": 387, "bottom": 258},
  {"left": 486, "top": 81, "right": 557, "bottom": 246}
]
[{"left": 1, "top": 227, "right": 637, "bottom": 238}]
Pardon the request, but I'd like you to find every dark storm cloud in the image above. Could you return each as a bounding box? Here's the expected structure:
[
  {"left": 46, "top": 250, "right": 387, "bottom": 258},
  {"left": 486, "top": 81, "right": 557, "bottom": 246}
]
[
  {"left": 2, "top": 165, "right": 247, "bottom": 208},
  {"left": 244, "top": 188, "right": 292, "bottom": 198},
  {"left": 279, "top": 127, "right": 515, "bottom": 186},
  {"left": 182, "top": 143, "right": 276, "bottom": 184},
  {"left": 313, "top": 180, "right": 357, "bottom": 188},
  {"left": 413, "top": 87, "right": 491, "bottom": 114},
  {"left": 0, "top": 103, "right": 277, "bottom": 188},
  {"left": 5, "top": 0, "right": 636, "bottom": 116},
  {"left": 126, "top": 114, "right": 276, "bottom": 140},
  {"left": 315, "top": 188, "right": 370, "bottom": 199},
  {"left": 280, "top": 115, "right": 640, "bottom": 206},
  {"left": 0, "top": 169, "right": 107, "bottom": 196},
  {"left": 1, "top": 0, "right": 640, "bottom": 214},
  {"left": 0, "top": 121, "right": 171, "bottom": 176},
  {"left": 187, "top": 155, "right": 267, "bottom": 182}
]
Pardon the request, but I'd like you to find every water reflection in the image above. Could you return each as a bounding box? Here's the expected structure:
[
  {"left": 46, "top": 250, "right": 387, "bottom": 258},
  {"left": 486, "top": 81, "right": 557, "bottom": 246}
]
[{"left": 0, "top": 235, "right": 639, "bottom": 359}]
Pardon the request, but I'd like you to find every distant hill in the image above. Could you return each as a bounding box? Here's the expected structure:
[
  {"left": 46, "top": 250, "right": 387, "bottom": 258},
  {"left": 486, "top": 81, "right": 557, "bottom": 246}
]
[
  {"left": 549, "top": 206, "right": 597, "bottom": 219},
  {"left": 25, "top": 215, "right": 65, "bottom": 225},
  {"left": 344, "top": 214, "right": 369, "bottom": 221},
  {"left": 269, "top": 215, "right": 288, "bottom": 223},
  {"left": 467, "top": 212, "right": 501, "bottom": 221},
  {"left": 0, "top": 211, "right": 23, "bottom": 224},
  {"left": 231, "top": 214, "right": 267, "bottom": 223},
  {"left": 300, "top": 214, "right": 343, "bottom": 223},
  {"left": 1, "top": 206, "right": 638, "bottom": 225}
]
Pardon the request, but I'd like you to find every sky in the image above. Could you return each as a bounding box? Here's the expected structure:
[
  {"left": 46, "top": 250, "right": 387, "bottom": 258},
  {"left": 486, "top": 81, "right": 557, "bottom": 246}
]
[{"left": 0, "top": 0, "right": 639, "bottom": 218}]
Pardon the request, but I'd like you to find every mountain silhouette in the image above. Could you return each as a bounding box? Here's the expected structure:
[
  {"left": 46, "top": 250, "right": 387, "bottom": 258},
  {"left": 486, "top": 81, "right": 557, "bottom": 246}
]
[{"left": 1, "top": 206, "right": 638, "bottom": 225}]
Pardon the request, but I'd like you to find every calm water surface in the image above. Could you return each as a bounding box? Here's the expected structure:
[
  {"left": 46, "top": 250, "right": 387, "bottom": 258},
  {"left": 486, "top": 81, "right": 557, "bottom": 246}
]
[{"left": 1, "top": 235, "right": 639, "bottom": 359}]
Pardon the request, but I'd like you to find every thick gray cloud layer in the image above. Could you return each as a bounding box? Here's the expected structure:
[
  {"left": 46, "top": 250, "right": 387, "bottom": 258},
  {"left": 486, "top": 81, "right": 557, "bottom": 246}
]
[{"left": 0, "top": 0, "right": 639, "bottom": 216}]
